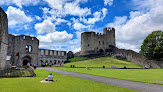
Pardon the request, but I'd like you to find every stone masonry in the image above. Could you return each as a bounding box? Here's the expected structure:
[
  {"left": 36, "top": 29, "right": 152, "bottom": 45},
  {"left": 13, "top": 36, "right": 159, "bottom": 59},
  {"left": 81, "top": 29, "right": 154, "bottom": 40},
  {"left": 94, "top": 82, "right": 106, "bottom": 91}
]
[
  {"left": 8, "top": 34, "right": 39, "bottom": 66},
  {"left": 0, "top": 7, "right": 8, "bottom": 70},
  {"left": 0, "top": 7, "right": 67, "bottom": 69},
  {"left": 38, "top": 49, "right": 67, "bottom": 65},
  {"left": 80, "top": 27, "right": 115, "bottom": 55}
]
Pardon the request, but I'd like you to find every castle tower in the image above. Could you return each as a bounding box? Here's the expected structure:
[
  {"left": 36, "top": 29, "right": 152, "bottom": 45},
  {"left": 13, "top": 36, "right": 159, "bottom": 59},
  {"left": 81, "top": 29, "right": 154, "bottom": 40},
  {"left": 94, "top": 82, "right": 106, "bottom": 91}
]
[
  {"left": 80, "top": 27, "right": 116, "bottom": 56},
  {"left": 80, "top": 32, "right": 96, "bottom": 55},
  {"left": 0, "top": 7, "right": 8, "bottom": 70},
  {"left": 103, "top": 27, "right": 116, "bottom": 46}
]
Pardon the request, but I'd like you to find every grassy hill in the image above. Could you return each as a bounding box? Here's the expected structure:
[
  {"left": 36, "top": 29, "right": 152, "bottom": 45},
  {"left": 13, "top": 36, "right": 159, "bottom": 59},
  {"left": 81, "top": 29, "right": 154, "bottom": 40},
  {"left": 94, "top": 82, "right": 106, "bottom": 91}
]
[{"left": 64, "top": 57, "right": 143, "bottom": 68}]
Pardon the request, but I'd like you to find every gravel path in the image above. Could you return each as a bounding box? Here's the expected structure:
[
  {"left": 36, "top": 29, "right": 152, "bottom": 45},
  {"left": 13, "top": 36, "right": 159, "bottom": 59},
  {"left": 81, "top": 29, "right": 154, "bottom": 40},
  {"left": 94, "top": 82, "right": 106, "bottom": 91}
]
[{"left": 37, "top": 67, "right": 163, "bottom": 92}]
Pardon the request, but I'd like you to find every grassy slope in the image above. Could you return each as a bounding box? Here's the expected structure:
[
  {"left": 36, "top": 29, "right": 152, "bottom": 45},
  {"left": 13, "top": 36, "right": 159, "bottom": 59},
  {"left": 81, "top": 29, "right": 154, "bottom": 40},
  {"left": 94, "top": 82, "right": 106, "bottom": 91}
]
[
  {"left": 57, "top": 68, "right": 163, "bottom": 85},
  {"left": 64, "top": 57, "right": 143, "bottom": 68},
  {"left": 0, "top": 70, "right": 139, "bottom": 92},
  {"left": 65, "top": 57, "right": 88, "bottom": 63}
]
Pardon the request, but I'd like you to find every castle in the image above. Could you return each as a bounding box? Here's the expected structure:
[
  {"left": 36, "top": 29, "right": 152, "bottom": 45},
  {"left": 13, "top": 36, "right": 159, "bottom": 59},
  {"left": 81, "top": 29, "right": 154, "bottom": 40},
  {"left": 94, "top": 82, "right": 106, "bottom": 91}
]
[
  {"left": 80, "top": 27, "right": 115, "bottom": 55},
  {"left": 80, "top": 28, "right": 163, "bottom": 68},
  {"left": 0, "top": 7, "right": 67, "bottom": 70}
]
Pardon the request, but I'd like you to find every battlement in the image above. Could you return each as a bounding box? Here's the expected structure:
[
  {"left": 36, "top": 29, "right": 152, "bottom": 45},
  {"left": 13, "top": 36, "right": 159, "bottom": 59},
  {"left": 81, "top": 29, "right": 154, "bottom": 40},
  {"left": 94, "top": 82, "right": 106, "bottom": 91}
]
[
  {"left": 11, "top": 35, "right": 39, "bottom": 43},
  {"left": 103, "top": 27, "right": 115, "bottom": 35}
]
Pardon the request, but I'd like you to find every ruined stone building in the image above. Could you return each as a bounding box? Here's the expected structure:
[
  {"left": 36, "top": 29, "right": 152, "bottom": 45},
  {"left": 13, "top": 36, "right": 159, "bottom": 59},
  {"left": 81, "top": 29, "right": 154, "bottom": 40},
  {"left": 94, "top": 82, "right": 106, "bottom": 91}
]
[
  {"left": 0, "top": 7, "right": 8, "bottom": 70},
  {"left": 80, "top": 27, "right": 115, "bottom": 55},
  {"left": 8, "top": 34, "right": 39, "bottom": 67},
  {"left": 38, "top": 49, "right": 67, "bottom": 65},
  {"left": 0, "top": 7, "right": 67, "bottom": 69}
]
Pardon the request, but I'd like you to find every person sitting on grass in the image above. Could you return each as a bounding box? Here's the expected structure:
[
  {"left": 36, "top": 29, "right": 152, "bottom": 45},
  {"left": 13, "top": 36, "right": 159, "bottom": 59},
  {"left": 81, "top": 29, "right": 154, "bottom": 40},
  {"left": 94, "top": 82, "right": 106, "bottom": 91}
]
[
  {"left": 45, "top": 74, "right": 53, "bottom": 81},
  {"left": 86, "top": 67, "right": 91, "bottom": 70}
]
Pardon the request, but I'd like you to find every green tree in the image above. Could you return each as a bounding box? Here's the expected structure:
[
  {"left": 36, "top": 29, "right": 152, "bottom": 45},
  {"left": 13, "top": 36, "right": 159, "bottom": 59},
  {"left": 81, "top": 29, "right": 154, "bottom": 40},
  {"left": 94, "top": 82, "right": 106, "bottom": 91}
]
[{"left": 140, "top": 30, "right": 163, "bottom": 61}]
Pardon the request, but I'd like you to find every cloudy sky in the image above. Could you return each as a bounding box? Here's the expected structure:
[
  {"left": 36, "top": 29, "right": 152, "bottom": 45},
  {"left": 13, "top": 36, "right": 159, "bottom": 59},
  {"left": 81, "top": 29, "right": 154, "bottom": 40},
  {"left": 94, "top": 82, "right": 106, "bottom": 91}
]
[{"left": 1, "top": 0, "right": 163, "bottom": 53}]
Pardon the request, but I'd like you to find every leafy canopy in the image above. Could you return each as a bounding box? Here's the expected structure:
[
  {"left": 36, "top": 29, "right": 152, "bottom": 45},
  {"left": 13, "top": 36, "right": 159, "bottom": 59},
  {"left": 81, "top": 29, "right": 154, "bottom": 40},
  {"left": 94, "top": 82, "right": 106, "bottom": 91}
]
[{"left": 140, "top": 30, "right": 163, "bottom": 61}]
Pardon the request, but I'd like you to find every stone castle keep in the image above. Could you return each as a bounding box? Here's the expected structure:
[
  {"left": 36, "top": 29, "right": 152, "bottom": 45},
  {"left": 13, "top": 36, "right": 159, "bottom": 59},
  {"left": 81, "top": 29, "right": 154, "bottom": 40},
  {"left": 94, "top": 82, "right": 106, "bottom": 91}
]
[
  {"left": 0, "top": 7, "right": 67, "bottom": 70},
  {"left": 81, "top": 27, "right": 115, "bottom": 55}
]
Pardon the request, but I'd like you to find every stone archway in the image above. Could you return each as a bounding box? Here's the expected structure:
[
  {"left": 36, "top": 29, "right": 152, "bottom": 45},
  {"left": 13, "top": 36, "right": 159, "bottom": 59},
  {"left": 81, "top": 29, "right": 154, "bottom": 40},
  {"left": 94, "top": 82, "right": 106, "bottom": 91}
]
[
  {"left": 99, "top": 49, "right": 104, "bottom": 53},
  {"left": 22, "top": 55, "right": 32, "bottom": 66}
]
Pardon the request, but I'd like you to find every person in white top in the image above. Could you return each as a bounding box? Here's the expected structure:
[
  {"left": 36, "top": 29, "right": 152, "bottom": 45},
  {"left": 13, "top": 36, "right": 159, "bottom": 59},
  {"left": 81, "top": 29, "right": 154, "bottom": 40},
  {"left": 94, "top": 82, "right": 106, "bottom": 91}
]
[{"left": 45, "top": 74, "right": 53, "bottom": 81}]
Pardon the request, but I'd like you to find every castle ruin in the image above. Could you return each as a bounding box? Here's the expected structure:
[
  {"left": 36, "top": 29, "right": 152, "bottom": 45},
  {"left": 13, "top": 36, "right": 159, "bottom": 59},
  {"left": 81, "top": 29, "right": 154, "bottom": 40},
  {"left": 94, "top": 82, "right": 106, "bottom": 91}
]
[
  {"left": 0, "top": 7, "right": 67, "bottom": 70},
  {"left": 8, "top": 34, "right": 39, "bottom": 67},
  {"left": 80, "top": 27, "right": 115, "bottom": 55},
  {"left": 0, "top": 7, "right": 8, "bottom": 70}
]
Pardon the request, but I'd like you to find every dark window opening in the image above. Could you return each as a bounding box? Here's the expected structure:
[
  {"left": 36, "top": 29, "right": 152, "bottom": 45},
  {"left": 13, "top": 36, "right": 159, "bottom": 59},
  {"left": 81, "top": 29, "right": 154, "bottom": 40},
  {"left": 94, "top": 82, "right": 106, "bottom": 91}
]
[
  {"left": 99, "top": 41, "right": 100, "bottom": 45},
  {"left": 88, "top": 44, "right": 89, "bottom": 47}
]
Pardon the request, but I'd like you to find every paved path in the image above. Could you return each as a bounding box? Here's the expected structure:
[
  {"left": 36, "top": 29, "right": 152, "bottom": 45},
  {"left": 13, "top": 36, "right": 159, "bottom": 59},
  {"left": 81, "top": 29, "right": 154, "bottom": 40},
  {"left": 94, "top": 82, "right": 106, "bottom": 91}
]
[{"left": 37, "top": 67, "right": 163, "bottom": 92}]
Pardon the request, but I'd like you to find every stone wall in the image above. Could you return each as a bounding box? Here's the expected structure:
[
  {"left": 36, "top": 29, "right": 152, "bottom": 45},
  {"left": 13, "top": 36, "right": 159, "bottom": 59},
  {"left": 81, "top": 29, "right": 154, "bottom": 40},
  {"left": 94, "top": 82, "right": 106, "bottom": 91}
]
[
  {"left": 108, "top": 45, "right": 162, "bottom": 68},
  {"left": 8, "top": 35, "right": 39, "bottom": 66},
  {"left": 38, "top": 49, "right": 67, "bottom": 65},
  {"left": 0, "top": 7, "right": 8, "bottom": 70},
  {"left": 80, "top": 27, "right": 115, "bottom": 55}
]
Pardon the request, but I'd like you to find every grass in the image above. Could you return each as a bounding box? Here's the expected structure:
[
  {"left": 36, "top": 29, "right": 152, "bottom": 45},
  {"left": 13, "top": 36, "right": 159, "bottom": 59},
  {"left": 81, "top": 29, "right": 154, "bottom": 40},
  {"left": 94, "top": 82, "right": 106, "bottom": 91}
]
[
  {"left": 56, "top": 68, "right": 163, "bottom": 85},
  {"left": 0, "top": 70, "right": 139, "bottom": 92},
  {"left": 65, "top": 57, "right": 88, "bottom": 63},
  {"left": 64, "top": 57, "right": 143, "bottom": 68}
]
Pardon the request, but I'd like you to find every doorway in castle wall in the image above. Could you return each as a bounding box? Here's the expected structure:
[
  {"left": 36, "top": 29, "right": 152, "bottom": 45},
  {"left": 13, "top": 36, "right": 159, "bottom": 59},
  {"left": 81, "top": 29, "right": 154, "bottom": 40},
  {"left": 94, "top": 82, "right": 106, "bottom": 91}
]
[
  {"left": 22, "top": 55, "right": 32, "bottom": 66},
  {"left": 23, "top": 60, "right": 29, "bottom": 66},
  {"left": 99, "top": 49, "right": 104, "bottom": 53}
]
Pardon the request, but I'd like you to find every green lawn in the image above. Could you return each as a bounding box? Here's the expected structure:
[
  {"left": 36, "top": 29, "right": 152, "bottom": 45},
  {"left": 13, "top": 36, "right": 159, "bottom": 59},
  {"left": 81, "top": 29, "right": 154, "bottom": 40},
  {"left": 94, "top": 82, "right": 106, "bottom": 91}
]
[
  {"left": 0, "top": 70, "right": 139, "bottom": 92},
  {"left": 56, "top": 68, "right": 163, "bottom": 85},
  {"left": 64, "top": 57, "right": 143, "bottom": 68},
  {"left": 65, "top": 57, "right": 88, "bottom": 63}
]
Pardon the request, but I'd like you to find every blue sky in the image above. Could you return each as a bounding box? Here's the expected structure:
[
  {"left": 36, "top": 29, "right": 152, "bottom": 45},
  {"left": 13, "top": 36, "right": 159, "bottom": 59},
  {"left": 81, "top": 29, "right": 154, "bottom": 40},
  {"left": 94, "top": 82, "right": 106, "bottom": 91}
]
[{"left": 1, "top": 0, "right": 163, "bottom": 53}]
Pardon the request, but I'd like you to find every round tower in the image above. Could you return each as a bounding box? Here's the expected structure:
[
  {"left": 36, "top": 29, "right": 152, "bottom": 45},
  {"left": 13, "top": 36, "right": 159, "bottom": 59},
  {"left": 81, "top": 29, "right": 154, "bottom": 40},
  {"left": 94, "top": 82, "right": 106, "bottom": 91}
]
[{"left": 80, "top": 32, "right": 95, "bottom": 55}]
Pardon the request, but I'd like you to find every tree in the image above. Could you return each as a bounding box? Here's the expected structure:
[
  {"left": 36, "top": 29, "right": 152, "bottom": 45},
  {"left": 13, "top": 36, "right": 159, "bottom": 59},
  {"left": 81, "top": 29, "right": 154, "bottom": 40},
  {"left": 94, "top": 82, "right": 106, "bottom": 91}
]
[{"left": 140, "top": 30, "right": 163, "bottom": 61}]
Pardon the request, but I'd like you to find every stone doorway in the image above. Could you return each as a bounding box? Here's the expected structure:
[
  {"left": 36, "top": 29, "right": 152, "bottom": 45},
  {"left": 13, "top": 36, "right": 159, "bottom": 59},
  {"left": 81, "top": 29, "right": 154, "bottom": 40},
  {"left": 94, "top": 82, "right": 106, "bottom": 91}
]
[
  {"left": 22, "top": 55, "right": 32, "bottom": 66},
  {"left": 23, "top": 60, "right": 29, "bottom": 65},
  {"left": 99, "top": 49, "right": 104, "bottom": 53}
]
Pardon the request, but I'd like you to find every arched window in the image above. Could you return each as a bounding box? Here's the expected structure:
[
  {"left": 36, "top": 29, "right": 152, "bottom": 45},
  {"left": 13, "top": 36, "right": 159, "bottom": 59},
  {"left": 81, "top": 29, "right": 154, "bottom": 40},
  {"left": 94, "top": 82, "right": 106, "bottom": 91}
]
[
  {"left": 25, "top": 45, "right": 28, "bottom": 52},
  {"left": 25, "top": 45, "right": 32, "bottom": 52}
]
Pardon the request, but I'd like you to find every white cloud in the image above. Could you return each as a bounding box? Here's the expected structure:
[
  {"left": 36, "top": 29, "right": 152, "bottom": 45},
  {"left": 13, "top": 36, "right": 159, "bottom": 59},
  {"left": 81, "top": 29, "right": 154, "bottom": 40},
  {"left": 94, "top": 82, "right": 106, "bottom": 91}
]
[
  {"left": 42, "top": 0, "right": 91, "bottom": 18},
  {"left": 6, "top": 6, "right": 33, "bottom": 27},
  {"left": 106, "top": 0, "right": 163, "bottom": 52},
  {"left": 64, "top": 2, "right": 91, "bottom": 17},
  {"left": 24, "top": 25, "right": 29, "bottom": 30},
  {"left": 55, "top": 18, "right": 69, "bottom": 25},
  {"left": 43, "top": 0, "right": 66, "bottom": 10},
  {"left": 73, "top": 23, "right": 92, "bottom": 31},
  {"left": 82, "top": 8, "right": 108, "bottom": 24},
  {"left": 104, "top": 0, "right": 114, "bottom": 6},
  {"left": 36, "top": 16, "right": 42, "bottom": 21},
  {"left": 37, "top": 31, "right": 73, "bottom": 48},
  {"left": 0, "top": 0, "right": 40, "bottom": 8},
  {"left": 35, "top": 20, "right": 56, "bottom": 34}
]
